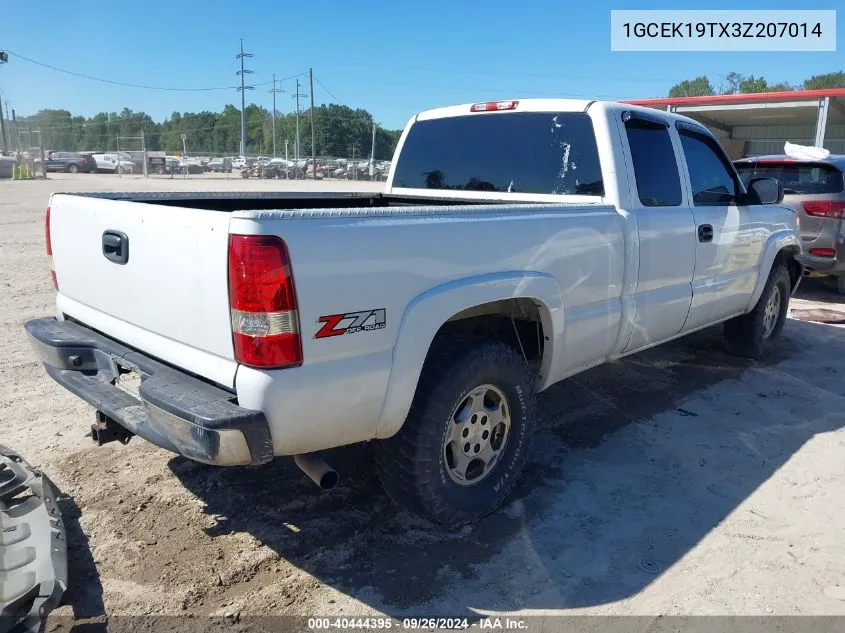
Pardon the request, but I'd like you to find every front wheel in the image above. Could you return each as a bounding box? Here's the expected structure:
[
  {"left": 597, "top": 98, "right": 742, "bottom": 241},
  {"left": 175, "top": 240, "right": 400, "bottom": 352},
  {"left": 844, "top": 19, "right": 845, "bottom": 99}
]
[
  {"left": 67, "top": 164, "right": 79, "bottom": 174},
  {"left": 724, "top": 263, "right": 791, "bottom": 359},
  {"left": 375, "top": 334, "right": 536, "bottom": 527}
]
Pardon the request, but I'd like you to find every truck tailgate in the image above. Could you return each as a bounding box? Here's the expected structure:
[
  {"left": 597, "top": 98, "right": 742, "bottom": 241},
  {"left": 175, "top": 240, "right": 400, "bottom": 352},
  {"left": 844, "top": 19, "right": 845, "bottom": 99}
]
[{"left": 48, "top": 194, "right": 237, "bottom": 388}]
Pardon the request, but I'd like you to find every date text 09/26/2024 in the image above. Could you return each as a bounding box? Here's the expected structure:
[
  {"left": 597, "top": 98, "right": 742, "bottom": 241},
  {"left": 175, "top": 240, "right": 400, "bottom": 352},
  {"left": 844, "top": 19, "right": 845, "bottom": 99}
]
[{"left": 307, "top": 617, "right": 528, "bottom": 630}]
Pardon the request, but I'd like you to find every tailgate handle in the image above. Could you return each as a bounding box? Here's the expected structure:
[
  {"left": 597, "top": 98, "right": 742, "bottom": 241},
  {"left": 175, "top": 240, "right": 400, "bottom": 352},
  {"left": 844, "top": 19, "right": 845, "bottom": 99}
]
[{"left": 102, "top": 231, "right": 129, "bottom": 264}]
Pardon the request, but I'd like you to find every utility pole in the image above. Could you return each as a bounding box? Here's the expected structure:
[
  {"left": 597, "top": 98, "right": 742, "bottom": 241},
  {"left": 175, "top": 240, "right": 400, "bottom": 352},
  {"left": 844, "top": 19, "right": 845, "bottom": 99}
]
[
  {"left": 309, "top": 68, "right": 316, "bottom": 179},
  {"left": 0, "top": 51, "right": 8, "bottom": 153},
  {"left": 235, "top": 38, "right": 254, "bottom": 158},
  {"left": 5, "top": 101, "right": 12, "bottom": 151},
  {"left": 11, "top": 109, "right": 17, "bottom": 152},
  {"left": 269, "top": 73, "right": 282, "bottom": 158},
  {"left": 0, "top": 100, "right": 7, "bottom": 153},
  {"left": 141, "top": 130, "right": 148, "bottom": 178},
  {"left": 294, "top": 79, "right": 302, "bottom": 163},
  {"left": 370, "top": 122, "right": 376, "bottom": 179},
  {"left": 181, "top": 133, "right": 188, "bottom": 180}
]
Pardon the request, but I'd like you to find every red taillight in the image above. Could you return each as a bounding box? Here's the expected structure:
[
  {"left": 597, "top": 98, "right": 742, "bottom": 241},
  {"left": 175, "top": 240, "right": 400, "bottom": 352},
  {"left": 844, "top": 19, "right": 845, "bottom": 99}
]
[
  {"left": 228, "top": 234, "right": 302, "bottom": 368},
  {"left": 809, "top": 248, "right": 836, "bottom": 257},
  {"left": 45, "top": 207, "right": 58, "bottom": 290},
  {"left": 803, "top": 201, "right": 845, "bottom": 219},
  {"left": 470, "top": 100, "right": 519, "bottom": 113}
]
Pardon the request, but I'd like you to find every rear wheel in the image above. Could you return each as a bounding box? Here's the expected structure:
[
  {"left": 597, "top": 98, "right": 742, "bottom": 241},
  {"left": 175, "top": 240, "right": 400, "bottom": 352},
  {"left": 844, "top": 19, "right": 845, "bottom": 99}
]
[
  {"left": 375, "top": 334, "right": 536, "bottom": 527},
  {"left": 67, "top": 164, "right": 79, "bottom": 174},
  {"left": 836, "top": 276, "right": 845, "bottom": 295},
  {"left": 724, "top": 263, "right": 790, "bottom": 359}
]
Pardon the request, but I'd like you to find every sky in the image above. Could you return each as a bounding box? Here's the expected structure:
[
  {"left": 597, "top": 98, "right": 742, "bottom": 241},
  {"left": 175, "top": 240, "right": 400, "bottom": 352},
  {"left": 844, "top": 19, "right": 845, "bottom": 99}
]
[{"left": 0, "top": 0, "right": 842, "bottom": 130}]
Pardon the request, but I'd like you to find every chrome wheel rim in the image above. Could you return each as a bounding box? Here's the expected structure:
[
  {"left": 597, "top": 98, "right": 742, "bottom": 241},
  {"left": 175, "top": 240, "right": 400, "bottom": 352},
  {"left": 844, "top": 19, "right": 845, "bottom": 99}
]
[
  {"left": 762, "top": 285, "right": 781, "bottom": 339},
  {"left": 442, "top": 384, "right": 511, "bottom": 486}
]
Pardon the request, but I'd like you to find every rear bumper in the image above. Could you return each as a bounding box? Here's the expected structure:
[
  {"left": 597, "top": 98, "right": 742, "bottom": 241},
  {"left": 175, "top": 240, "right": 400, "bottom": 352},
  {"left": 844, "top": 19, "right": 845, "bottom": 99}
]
[
  {"left": 800, "top": 253, "right": 845, "bottom": 276},
  {"left": 24, "top": 317, "right": 273, "bottom": 466}
]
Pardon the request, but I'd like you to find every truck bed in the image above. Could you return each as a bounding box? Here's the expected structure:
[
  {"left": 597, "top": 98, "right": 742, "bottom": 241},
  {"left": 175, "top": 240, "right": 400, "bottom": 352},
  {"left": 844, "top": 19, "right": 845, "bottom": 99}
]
[{"left": 59, "top": 191, "right": 517, "bottom": 212}]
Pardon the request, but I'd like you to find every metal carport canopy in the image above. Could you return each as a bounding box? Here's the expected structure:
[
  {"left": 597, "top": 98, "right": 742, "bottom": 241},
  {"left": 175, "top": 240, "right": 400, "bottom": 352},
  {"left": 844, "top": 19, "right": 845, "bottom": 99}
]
[{"left": 622, "top": 88, "right": 845, "bottom": 149}]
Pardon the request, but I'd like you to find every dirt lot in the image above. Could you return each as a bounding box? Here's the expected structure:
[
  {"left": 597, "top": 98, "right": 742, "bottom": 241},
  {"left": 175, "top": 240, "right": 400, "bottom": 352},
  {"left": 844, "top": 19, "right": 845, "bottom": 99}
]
[{"left": 2, "top": 174, "right": 845, "bottom": 624}]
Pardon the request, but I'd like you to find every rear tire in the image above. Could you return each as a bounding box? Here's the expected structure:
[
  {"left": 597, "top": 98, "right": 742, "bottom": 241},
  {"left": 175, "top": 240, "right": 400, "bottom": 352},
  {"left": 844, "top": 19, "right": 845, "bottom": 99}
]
[
  {"left": 68, "top": 164, "right": 79, "bottom": 174},
  {"left": 724, "top": 263, "right": 791, "bottom": 359},
  {"left": 375, "top": 334, "right": 536, "bottom": 527},
  {"left": 836, "top": 276, "right": 845, "bottom": 295}
]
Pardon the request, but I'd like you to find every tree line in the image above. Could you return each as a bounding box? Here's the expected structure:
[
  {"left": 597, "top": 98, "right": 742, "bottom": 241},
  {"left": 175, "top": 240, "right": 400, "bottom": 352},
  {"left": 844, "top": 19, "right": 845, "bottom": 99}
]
[
  {"left": 668, "top": 70, "right": 845, "bottom": 98},
  {"left": 13, "top": 103, "right": 404, "bottom": 160}
]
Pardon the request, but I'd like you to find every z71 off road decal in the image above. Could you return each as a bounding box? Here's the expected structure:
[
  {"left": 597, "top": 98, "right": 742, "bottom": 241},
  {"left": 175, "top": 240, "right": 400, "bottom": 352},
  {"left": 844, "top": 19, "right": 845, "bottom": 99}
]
[{"left": 315, "top": 309, "right": 386, "bottom": 339}]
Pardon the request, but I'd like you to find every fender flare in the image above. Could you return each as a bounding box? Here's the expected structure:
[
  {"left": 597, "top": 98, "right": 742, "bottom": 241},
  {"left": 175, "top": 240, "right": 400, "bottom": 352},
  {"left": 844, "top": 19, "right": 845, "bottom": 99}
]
[
  {"left": 374, "top": 271, "right": 563, "bottom": 439},
  {"left": 745, "top": 230, "right": 801, "bottom": 312}
]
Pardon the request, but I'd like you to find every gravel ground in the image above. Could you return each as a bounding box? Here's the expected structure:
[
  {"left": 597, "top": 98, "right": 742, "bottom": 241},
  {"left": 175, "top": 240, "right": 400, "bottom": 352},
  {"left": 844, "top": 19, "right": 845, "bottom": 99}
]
[{"left": 2, "top": 174, "right": 845, "bottom": 625}]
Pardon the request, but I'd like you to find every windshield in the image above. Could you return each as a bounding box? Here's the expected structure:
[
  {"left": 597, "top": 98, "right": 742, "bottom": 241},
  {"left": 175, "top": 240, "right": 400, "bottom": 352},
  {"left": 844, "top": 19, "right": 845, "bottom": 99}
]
[
  {"left": 392, "top": 112, "right": 604, "bottom": 195},
  {"left": 736, "top": 162, "right": 844, "bottom": 195}
]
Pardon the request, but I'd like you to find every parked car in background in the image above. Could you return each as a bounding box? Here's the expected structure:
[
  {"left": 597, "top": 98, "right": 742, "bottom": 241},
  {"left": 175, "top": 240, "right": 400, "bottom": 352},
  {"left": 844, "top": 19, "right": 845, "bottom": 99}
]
[
  {"left": 40, "top": 151, "right": 97, "bottom": 173},
  {"left": 162, "top": 156, "right": 181, "bottom": 174},
  {"left": 231, "top": 157, "right": 247, "bottom": 169},
  {"left": 207, "top": 158, "right": 233, "bottom": 173},
  {"left": 177, "top": 157, "right": 205, "bottom": 174},
  {"left": 735, "top": 155, "right": 845, "bottom": 294},
  {"left": 92, "top": 153, "right": 135, "bottom": 174}
]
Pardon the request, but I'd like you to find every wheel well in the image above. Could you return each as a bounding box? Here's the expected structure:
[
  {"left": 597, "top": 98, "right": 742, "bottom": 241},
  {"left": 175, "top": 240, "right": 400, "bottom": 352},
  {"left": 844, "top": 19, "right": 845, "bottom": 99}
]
[
  {"left": 434, "top": 299, "right": 546, "bottom": 370},
  {"left": 775, "top": 247, "right": 803, "bottom": 291}
]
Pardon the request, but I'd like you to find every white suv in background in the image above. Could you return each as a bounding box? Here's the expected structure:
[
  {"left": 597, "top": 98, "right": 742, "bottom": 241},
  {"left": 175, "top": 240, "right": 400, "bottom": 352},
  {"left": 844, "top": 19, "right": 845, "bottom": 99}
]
[{"left": 92, "top": 153, "right": 135, "bottom": 174}]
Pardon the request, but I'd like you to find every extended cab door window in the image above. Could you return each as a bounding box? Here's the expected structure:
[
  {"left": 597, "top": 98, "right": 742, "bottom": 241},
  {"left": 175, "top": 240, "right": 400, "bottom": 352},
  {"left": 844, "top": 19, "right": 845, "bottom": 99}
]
[
  {"left": 678, "top": 130, "right": 739, "bottom": 205},
  {"left": 624, "top": 118, "right": 683, "bottom": 207},
  {"left": 620, "top": 113, "right": 694, "bottom": 352}
]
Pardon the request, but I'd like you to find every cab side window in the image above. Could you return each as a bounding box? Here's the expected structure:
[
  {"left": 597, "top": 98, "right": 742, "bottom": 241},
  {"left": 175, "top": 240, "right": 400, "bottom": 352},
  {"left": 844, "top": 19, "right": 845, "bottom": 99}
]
[
  {"left": 624, "top": 118, "right": 682, "bottom": 207},
  {"left": 679, "top": 130, "right": 739, "bottom": 206}
]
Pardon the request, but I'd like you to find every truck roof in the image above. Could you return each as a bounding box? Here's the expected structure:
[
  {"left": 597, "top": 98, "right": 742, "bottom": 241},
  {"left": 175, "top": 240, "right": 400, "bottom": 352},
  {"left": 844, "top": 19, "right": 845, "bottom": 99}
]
[{"left": 413, "top": 98, "right": 706, "bottom": 130}]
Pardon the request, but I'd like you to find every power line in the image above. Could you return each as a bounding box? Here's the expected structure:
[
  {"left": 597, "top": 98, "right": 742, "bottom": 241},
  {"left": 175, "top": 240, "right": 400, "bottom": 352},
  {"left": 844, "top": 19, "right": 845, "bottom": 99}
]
[
  {"left": 6, "top": 50, "right": 239, "bottom": 91},
  {"left": 6, "top": 48, "right": 310, "bottom": 94},
  {"left": 314, "top": 75, "right": 342, "bottom": 104}
]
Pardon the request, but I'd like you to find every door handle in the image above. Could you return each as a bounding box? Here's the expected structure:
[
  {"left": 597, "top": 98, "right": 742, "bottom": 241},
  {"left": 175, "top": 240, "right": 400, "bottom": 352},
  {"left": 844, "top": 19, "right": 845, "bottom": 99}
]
[
  {"left": 698, "top": 224, "right": 714, "bottom": 243},
  {"left": 102, "top": 230, "right": 129, "bottom": 264}
]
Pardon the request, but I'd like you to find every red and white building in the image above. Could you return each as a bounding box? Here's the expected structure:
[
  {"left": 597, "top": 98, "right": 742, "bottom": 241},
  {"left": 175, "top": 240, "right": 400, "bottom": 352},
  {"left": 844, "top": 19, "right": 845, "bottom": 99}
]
[{"left": 623, "top": 88, "right": 845, "bottom": 158}]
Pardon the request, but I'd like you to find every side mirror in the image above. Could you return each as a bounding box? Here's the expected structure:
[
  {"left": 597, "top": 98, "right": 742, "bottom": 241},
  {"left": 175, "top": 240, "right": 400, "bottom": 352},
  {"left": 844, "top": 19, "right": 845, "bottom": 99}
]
[{"left": 744, "top": 177, "right": 784, "bottom": 205}]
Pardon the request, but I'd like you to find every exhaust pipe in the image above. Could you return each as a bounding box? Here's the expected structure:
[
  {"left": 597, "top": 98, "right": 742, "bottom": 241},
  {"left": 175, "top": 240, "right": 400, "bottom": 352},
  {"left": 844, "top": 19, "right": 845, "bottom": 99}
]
[{"left": 293, "top": 454, "right": 339, "bottom": 491}]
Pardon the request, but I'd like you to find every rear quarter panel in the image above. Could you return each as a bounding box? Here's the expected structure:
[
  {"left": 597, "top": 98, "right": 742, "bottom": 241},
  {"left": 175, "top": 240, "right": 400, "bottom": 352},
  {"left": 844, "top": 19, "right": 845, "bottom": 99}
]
[{"left": 231, "top": 203, "right": 625, "bottom": 454}]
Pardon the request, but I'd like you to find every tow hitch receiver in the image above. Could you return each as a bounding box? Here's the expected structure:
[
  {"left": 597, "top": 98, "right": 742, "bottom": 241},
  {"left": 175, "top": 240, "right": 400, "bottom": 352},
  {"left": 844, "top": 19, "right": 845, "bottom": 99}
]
[{"left": 89, "top": 411, "right": 134, "bottom": 446}]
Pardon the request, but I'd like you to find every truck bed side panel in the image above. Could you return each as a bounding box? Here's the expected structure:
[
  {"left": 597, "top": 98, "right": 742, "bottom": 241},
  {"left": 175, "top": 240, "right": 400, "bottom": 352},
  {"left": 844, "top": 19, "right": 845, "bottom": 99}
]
[{"left": 230, "top": 203, "right": 625, "bottom": 454}]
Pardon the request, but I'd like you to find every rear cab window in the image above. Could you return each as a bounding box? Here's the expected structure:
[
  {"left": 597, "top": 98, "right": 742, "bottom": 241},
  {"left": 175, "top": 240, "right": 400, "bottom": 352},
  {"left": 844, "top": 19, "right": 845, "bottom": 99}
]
[
  {"left": 391, "top": 112, "right": 604, "bottom": 195},
  {"left": 735, "top": 161, "right": 844, "bottom": 195}
]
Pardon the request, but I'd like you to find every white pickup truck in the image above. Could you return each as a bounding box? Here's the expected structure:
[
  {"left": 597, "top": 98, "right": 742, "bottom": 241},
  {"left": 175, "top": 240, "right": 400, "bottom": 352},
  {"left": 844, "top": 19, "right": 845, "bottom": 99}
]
[{"left": 26, "top": 99, "right": 802, "bottom": 526}]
